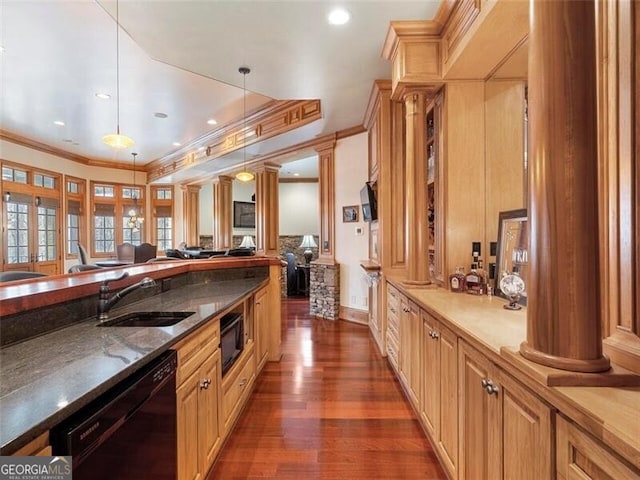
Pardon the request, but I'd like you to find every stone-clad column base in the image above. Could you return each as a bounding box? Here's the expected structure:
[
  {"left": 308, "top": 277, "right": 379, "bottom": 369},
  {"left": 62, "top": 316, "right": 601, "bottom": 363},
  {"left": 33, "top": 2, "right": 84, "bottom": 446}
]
[{"left": 310, "top": 262, "right": 340, "bottom": 320}]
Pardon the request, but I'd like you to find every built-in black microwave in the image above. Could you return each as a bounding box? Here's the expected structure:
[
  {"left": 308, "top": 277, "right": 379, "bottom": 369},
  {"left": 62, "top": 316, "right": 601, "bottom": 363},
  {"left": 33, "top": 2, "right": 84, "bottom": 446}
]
[{"left": 220, "top": 312, "right": 244, "bottom": 375}]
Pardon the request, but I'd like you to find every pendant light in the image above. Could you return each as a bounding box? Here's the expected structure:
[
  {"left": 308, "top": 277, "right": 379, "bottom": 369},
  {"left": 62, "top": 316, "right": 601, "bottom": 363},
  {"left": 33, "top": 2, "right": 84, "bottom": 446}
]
[
  {"left": 103, "top": 0, "right": 134, "bottom": 149},
  {"left": 127, "top": 152, "right": 144, "bottom": 232},
  {"left": 235, "top": 66, "right": 254, "bottom": 182}
]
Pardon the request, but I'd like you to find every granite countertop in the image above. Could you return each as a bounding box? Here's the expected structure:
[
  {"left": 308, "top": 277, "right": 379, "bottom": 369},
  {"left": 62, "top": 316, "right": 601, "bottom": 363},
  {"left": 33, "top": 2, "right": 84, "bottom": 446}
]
[{"left": 0, "top": 277, "right": 265, "bottom": 454}]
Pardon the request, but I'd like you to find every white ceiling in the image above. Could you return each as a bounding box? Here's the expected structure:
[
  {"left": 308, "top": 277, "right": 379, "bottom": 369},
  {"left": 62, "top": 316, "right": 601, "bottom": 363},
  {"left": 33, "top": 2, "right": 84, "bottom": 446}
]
[{"left": 0, "top": 0, "right": 441, "bottom": 179}]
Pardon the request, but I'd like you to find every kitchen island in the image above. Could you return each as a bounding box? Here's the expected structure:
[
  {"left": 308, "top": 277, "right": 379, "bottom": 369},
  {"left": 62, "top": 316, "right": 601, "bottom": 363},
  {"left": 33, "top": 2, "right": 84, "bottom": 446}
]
[{"left": 0, "top": 257, "right": 282, "bottom": 457}]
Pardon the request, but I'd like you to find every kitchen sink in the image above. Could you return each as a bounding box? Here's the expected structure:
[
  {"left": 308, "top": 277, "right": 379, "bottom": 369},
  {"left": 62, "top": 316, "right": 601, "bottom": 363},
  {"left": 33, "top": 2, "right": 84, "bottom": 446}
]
[{"left": 98, "top": 311, "right": 196, "bottom": 327}]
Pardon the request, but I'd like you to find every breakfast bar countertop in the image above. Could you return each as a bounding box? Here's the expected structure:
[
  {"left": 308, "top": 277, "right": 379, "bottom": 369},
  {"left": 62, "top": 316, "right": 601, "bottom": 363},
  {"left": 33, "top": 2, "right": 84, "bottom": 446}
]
[{"left": 0, "top": 277, "right": 266, "bottom": 455}]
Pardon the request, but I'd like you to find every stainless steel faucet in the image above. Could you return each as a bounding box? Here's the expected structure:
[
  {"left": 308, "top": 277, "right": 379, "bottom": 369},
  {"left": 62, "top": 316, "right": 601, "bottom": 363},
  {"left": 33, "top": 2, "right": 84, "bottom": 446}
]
[{"left": 97, "top": 272, "right": 157, "bottom": 321}]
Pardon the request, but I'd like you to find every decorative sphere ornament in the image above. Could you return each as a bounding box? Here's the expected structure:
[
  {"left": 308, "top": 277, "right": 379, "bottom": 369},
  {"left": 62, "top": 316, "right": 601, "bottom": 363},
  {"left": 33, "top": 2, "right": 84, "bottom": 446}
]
[{"left": 500, "top": 272, "right": 525, "bottom": 310}]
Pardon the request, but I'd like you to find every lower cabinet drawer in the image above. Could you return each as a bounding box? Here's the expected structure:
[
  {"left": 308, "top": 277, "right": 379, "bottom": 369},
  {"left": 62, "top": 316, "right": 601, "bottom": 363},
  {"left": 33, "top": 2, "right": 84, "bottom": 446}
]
[
  {"left": 556, "top": 415, "right": 640, "bottom": 480},
  {"left": 222, "top": 350, "right": 256, "bottom": 430}
]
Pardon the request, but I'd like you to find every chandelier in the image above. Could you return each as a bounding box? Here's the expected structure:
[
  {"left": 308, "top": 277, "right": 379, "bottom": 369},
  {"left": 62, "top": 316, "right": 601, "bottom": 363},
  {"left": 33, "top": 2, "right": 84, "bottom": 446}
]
[
  {"left": 103, "top": 0, "right": 134, "bottom": 149},
  {"left": 235, "top": 66, "right": 254, "bottom": 182},
  {"left": 127, "top": 152, "right": 144, "bottom": 232}
]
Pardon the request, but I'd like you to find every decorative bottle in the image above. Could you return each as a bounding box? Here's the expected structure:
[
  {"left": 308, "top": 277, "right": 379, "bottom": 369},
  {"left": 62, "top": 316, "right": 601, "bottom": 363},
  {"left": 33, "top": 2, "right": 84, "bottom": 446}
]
[
  {"left": 465, "top": 251, "right": 484, "bottom": 295},
  {"left": 449, "top": 266, "right": 466, "bottom": 293}
]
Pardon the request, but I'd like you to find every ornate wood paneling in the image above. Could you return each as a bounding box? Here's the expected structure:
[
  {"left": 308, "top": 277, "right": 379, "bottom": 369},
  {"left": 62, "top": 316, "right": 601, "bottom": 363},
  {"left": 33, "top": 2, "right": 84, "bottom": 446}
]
[
  {"left": 255, "top": 163, "right": 280, "bottom": 256},
  {"left": 146, "top": 100, "right": 321, "bottom": 183},
  {"left": 599, "top": 0, "right": 640, "bottom": 373},
  {"left": 315, "top": 140, "right": 336, "bottom": 261},
  {"left": 442, "top": 0, "right": 481, "bottom": 63},
  {"left": 212, "top": 175, "right": 233, "bottom": 250},
  {"left": 181, "top": 184, "right": 201, "bottom": 247}
]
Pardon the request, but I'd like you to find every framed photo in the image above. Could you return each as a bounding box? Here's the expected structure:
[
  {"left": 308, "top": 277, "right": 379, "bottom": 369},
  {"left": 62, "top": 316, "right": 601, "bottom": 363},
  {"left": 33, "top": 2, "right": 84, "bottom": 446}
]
[
  {"left": 342, "top": 205, "right": 359, "bottom": 223},
  {"left": 233, "top": 201, "right": 256, "bottom": 228}
]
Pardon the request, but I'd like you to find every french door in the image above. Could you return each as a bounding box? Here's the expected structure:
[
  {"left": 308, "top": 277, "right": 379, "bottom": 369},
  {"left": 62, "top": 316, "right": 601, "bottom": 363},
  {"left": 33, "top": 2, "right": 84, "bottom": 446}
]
[{"left": 3, "top": 192, "right": 61, "bottom": 275}]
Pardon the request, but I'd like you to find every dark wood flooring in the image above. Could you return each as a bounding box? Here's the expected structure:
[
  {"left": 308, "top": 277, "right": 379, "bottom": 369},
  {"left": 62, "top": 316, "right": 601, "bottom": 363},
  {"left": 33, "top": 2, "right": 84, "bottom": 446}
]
[{"left": 208, "top": 298, "right": 446, "bottom": 479}]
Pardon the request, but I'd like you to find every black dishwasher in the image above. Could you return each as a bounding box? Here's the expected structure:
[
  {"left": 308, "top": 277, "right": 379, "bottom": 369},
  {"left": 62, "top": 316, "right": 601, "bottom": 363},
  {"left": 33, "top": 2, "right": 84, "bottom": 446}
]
[{"left": 51, "top": 350, "right": 177, "bottom": 480}]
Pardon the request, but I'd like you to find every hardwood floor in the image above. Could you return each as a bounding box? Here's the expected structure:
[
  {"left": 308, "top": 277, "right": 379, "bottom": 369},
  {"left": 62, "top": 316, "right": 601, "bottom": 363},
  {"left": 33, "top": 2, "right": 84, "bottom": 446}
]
[{"left": 208, "top": 298, "right": 446, "bottom": 479}]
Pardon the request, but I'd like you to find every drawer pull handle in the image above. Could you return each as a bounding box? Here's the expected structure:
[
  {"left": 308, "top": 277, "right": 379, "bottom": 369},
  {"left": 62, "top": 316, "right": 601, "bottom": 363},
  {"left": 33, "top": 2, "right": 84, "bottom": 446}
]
[
  {"left": 239, "top": 378, "right": 248, "bottom": 387},
  {"left": 200, "top": 378, "right": 211, "bottom": 389}
]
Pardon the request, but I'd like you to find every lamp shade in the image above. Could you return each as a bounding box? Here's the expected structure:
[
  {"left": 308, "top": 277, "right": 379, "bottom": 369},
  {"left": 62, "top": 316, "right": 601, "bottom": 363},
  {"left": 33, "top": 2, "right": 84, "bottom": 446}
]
[
  {"left": 239, "top": 235, "right": 256, "bottom": 248},
  {"left": 299, "top": 235, "right": 317, "bottom": 249}
]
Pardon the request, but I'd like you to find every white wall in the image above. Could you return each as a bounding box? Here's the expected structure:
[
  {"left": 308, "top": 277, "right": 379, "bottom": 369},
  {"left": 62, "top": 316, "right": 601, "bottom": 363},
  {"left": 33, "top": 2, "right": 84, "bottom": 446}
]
[
  {"left": 334, "top": 132, "right": 370, "bottom": 313},
  {"left": 279, "top": 182, "right": 319, "bottom": 235}
]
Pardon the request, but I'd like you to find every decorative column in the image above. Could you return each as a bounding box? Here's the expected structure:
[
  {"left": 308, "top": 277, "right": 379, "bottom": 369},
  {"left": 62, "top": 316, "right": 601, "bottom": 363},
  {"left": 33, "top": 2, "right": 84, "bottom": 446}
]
[
  {"left": 254, "top": 163, "right": 280, "bottom": 256},
  {"left": 403, "top": 91, "right": 431, "bottom": 286},
  {"left": 519, "top": 0, "right": 610, "bottom": 373},
  {"left": 181, "top": 184, "right": 200, "bottom": 247},
  {"left": 212, "top": 175, "right": 233, "bottom": 250},
  {"left": 310, "top": 139, "right": 340, "bottom": 320}
]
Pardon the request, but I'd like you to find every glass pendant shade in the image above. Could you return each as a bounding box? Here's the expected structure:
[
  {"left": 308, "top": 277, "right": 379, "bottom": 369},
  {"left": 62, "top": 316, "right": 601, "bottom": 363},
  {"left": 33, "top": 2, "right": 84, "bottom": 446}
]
[
  {"left": 235, "top": 66, "right": 253, "bottom": 183},
  {"left": 103, "top": 132, "right": 134, "bottom": 149},
  {"left": 236, "top": 170, "right": 254, "bottom": 182},
  {"left": 104, "top": 0, "right": 134, "bottom": 150}
]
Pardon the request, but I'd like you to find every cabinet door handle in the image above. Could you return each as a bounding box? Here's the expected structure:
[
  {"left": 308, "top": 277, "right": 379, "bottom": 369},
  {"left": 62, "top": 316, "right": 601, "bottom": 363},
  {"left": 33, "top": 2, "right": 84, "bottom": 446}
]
[
  {"left": 432, "top": 332, "right": 439, "bottom": 340},
  {"left": 239, "top": 378, "right": 248, "bottom": 387},
  {"left": 200, "top": 379, "right": 211, "bottom": 389},
  {"left": 481, "top": 379, "right": 499, "bottom": 395}
]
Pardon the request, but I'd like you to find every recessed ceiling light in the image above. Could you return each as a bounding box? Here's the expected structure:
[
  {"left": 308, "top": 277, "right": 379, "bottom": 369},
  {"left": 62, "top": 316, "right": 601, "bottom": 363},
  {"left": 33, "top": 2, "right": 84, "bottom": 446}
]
[
  {"left": 198, "top": 146, "right": 206, "bottom": 151},
  {"left": 207, "top": 119, "right": 217, "bottom": 125},
  {"left": 95, "top": 92, "right": 111, "bottom": 100},
  {"left": 62, "top": 139, "right": 73, "bottom": 143},
  {"left": 53, "top": 120, "right": 65, "bottom": 126},
  {"left": 328, "top": 8, "right": 350, "bottom": 25},
  {"left": 172, "top": 142, "right": 181, "bottom": 147},
  {"left": 294, "top": 173, "right": 300, "bottom": 176},
  {"left": 154, "top": 112, "right": 168, "bottom": 118}
]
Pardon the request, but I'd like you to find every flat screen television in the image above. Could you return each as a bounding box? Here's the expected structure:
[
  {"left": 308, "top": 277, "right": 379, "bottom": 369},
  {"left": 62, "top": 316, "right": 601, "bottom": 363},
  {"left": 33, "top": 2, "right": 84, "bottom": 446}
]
[{"left": 360, "top": 182, "right": 378, "bottom": 222}]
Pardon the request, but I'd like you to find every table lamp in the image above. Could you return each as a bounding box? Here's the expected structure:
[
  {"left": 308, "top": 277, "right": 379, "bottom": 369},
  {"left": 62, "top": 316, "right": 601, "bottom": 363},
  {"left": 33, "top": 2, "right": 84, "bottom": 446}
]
[
  {"left": 299, "top": 235, "right": 317, "bottom": 264},
  {"left": 239, "top": 235, "right": 256, "bottom": 249}
]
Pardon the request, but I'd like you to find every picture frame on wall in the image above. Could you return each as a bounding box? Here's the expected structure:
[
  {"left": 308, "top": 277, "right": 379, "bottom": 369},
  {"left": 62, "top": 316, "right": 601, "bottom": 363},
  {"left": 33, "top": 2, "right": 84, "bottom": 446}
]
[
  {"left": 233, "top": 201, "right": 256, "bottom": 228},
  {"left": 342, "top": 205, "right": 359, "bottom": 223}
]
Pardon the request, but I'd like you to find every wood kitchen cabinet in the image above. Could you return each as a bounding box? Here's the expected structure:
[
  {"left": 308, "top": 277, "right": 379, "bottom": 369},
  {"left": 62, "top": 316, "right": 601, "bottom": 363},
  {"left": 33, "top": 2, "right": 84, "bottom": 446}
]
[
  {"left": 176, "top": 320, "right": 222, "bottom": 480},
  {"left": 458, "top": 340, "right": 554, "bottom": 480},
  {"left": 254, "top": 286, "right": 269, "bottom": 374},
  {"left": 421, "top": 310, "right": 457, "bottom": 479},
  {"left": 556, "top": 415, "right": 640, "bottom": 480},
  {"left": 222, "top": 344, "right": 255, "bottom": 433},
  {"left": 11, "top": 431, "right": 51, "bottom": 456},
  {"left": 399, "top": 297, "right": 421, "bottom": 408},
  {"left": 386, "top": 284, "right": 401, "bottom": 370}
]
